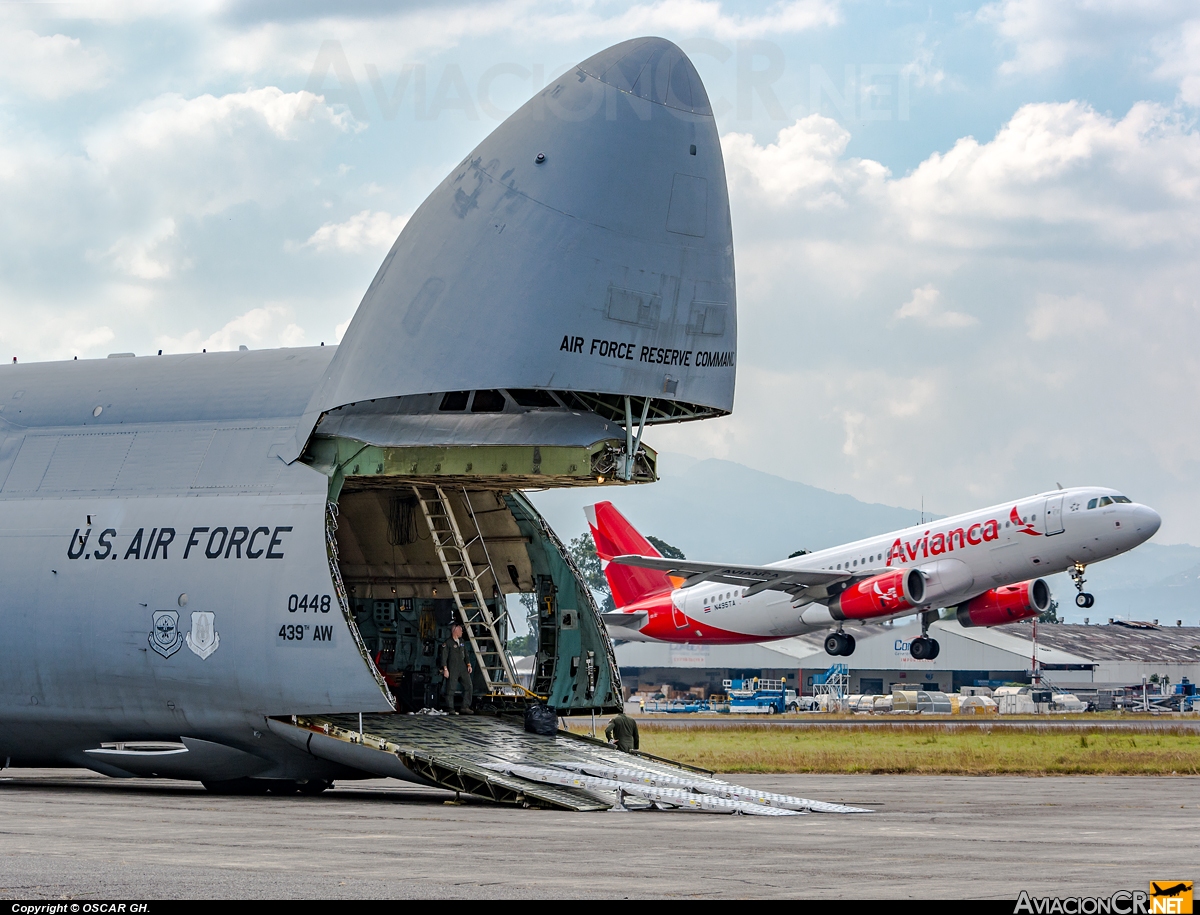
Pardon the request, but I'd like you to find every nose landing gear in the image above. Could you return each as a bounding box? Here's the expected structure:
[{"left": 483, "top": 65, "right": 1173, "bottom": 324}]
[
  {"left": 824, "top": 630, "right": 856, "bottom": 656},
  {"left": 909, "top": 609, "right": 941, "bottom": 660},
  {"left": 1069, "top": 561, "right": 1094, "bottom": 608}
]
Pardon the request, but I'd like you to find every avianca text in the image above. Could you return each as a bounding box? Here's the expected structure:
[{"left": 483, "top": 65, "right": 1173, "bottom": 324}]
[{"left": 886, "top": 519, "right": 1002, "bottom": 564}]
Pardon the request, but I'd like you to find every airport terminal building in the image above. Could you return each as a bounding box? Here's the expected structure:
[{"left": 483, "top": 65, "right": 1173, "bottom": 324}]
[{"left": 614, "top": 619, "right": 1200, "bottom": 697}]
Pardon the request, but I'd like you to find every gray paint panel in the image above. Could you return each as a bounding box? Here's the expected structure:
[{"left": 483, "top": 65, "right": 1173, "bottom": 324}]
[
  {"left": 39, "top": 433, "right": 136, "bottom": 492},
  {"left": 0, "top": 347, "right": 333, "bottom": 432},
  {"left": 0, "top": 424, "right": 311, "bottom": 497},
  {"left": 316, "top": 409, "right": 621, "bottom": 449},
  {"left": 0, "top": 433, "right": 25, "bottom": 491},
  {"left": 192, "top": 427, "right": 292, "bottom": 489},
  {"left": 4, "top": 435, "right": 57, "bottom": 492},
  {"left": 115, "top": 426, "right": 215, "bottom": 492},
  {"left": 666, "top": 173, "right": 707, "bottom": 237}
]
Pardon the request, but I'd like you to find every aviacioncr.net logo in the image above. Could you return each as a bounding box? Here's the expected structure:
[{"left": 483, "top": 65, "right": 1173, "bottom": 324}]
[{"left": 1014, "top": 890, "right": 1150, "bottom": 915}]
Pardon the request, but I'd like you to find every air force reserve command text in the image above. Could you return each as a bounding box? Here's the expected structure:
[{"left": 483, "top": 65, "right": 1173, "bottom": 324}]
[{"left": 559, "top": 335, "right": 734, "bottom": 368}]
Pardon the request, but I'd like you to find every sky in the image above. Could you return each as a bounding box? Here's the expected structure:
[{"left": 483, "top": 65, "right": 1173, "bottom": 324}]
[{"left": 2, "top": 1, "right": 1200, "bottom": 541}]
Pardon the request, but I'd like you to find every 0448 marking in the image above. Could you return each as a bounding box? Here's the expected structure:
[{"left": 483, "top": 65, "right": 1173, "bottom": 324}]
[{"left": 287, "top": 593, "right": 331, "bottom": 613}]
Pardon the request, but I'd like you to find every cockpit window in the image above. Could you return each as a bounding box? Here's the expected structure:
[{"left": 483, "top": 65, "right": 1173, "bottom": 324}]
[
  {"left": 1112, "top": 495, "right": 1132, "bottom": 503},
  {"left": 1098, "top": 496, "right": 1113, "bottom": 507},
  {"left": 508, "top": 389, "right": 560, "bottom": 408},
  {"left": 1087, "top": 498, "right": 1097, "bottom": 509},
  {"left": 470, "top": 389, "right": 507, "bottom": 413},
  {"left": 439, "top": 391, "right": 469, "bottom": 411}
]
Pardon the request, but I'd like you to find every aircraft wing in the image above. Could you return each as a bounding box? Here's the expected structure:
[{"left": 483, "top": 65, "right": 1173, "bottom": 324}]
[{"left": 610, "top": 555, "right": 850, "bottom": 597}]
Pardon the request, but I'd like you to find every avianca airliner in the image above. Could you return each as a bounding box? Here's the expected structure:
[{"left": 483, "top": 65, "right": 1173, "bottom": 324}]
[{"left": 585, "top": 488, "right": 1160, "bottom": 660}]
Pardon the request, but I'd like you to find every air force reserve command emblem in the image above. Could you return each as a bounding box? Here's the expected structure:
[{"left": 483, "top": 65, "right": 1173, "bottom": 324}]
[
  {"left": 149, "top": 610, "right": 184, "bottom": 658},
  {"left": 186, "top": 611, "right": 220, "bottom": 660}
]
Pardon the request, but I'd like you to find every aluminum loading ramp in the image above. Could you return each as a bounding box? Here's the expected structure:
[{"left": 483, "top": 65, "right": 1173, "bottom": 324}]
[{"left": 266, "top": 714, "right": 869, "bottom": 815}]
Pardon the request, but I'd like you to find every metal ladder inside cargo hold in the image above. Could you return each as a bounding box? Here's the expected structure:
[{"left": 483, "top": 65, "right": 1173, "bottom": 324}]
[{"left": 413, "top": 485, "right": 519, "bottom": 693}]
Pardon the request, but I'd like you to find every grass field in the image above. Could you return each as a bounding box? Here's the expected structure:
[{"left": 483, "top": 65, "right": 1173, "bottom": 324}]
[{"left": 570, "top": 724, "right": 1200, "bottom": 775}]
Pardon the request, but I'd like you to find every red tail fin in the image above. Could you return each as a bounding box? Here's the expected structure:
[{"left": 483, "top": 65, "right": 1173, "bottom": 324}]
[{"left": 584, "top": 501, "right": 675, "bottom": 608}]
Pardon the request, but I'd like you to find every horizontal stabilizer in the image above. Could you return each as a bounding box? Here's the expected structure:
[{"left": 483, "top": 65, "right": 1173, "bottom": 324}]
[{"left": 600, "top": 611, "right": 648, "bottom": 630}]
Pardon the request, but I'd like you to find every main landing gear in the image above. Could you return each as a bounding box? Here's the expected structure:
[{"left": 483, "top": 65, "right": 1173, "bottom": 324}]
[
  {"left": 824, "top": 630, "right": 856, "bottom": 657},
  {"left": 909, "top": 609, "right": 940, "bottom": 660},
  {"left": 1070, "top": 561, "right": 1094, "bottom": 608}
]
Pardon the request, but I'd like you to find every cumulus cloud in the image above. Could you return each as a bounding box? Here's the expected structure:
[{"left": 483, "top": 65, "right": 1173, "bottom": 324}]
[
  {"left": 724, "top": 99, "right": 1200, "bottom": 254},
  {"left": 722, "top": 114, "right": 887, "bottom": 205},
  {"left": 0, "top": 304, "right": 116, "bottom": 361},
  {"left": 895, "top": 285, "right": 977, "bottom": 328},
  {"left": 207, "top": 0, "right": 841, "bottom": 78},
  {"left": 901, "top": 43, "right": 947, "bottom": 91},
  {"left": 156, "top": 304, "right": 306, "bottom": 354},
  {"left": 0, "top": 83, "right": 357, "bottom": 369},
  {"left": 979, "top": 0, "right": 1200, "bottom": 110},
  {"left": 85, "top": 87, "right": 353, "bottom": 216},
  {"left": 599, "top": 0, "right": 841, "bottom": 41},
  {"left": 305, "top": 210, "right": 409, "bottom": 253},
  {"left": 1154, "top": 17, "right": 1200, "bottom": 106},
  {"left": 648, "top": 99, "right": 1200, "bottom": 541},
  {"left": 91, "top": 218, "right": 180, "bottom": 280},
  {"left": 978, "top": 0, "right": 1196, "bottom": 75},
  {"left": 0, "top": 86, "right": 360, "bottom": 290},
  {"left": 0, "top": 28, "right": 110, "bottom": 99}
]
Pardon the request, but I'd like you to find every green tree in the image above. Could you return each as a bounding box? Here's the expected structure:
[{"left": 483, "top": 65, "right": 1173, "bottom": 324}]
[
  {"left": 1039, "top": 598, "right": 1060, "bottom": 624},
  {"left": 568, "top": 534, "right": 614, "bottom": 611},
  {"left": 647, "top": 535, "right": 686, "bottom": 559},
  {"left": 507, "top": 633, "right": 536, "bottom": 656},
  {"left": 788, "top": 549, "right": 811, "bottom": 558}
]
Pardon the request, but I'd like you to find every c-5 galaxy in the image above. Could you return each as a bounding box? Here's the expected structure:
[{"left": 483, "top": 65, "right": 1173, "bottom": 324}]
[{"left": 0, "top": 37, "right": 787, "bottom": 812}]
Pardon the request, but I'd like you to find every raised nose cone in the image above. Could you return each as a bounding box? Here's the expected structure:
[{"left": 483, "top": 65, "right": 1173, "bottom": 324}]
[
  {"left": 290, "top": 37, "right": 735, "bottom": 458},
  {"left": 578, "top": 37, "right": 712, "bottom": 115}
]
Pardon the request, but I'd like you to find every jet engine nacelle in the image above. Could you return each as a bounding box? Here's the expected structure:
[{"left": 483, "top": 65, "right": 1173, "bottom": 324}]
[
  {"left": 955, "top": 579, "right": 1050, "bottom": 628},
  {"left": 831, "top": 568, "right": 926, "bottom": 620}
]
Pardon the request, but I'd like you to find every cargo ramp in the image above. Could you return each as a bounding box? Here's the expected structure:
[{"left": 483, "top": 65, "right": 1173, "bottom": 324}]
[{"left": 268, "top": 714, "right": 868, "bottom": 815}]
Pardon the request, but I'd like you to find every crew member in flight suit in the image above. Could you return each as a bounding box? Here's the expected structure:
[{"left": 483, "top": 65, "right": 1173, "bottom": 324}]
[
  {"left": 439, "top": 623, "right": 474, "bottom": 714},
  {"left": 605, "top": 711, "right": 640, "bottom": 753}
]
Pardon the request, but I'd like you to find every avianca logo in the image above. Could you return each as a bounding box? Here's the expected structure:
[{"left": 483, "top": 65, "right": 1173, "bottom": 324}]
[
  {"left": 1011, "top": 505, "right": 1042, "bottom": 536},
  {"left": 873, "top": 581, "right": 902, "bottom": 609},
  {"left": 885, "top": 507, "right": 1034, "bottom": 565}
]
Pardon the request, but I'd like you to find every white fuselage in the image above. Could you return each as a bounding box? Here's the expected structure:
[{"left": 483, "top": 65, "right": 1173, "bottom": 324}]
[{"left": 616, "top": 487, "right": 1160, "bottom": 642}]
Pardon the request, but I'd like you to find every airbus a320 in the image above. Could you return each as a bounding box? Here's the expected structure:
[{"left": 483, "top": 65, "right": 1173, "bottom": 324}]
[{"left": 587, "top": 488, "right": 1160, "bottom": 659}]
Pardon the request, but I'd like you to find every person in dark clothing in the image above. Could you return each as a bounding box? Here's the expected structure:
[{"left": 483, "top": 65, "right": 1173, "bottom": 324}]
[
  {"left": 439, "top": 623, "right": 474, "bottom": 714},
  {"left": 605, "top": 711, "right": 639, "bottom": 752}
]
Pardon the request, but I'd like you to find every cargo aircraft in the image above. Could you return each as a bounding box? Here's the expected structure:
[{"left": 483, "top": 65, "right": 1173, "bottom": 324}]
[
  {"left": 588, "top": 489, "right": 1161, "bottom": 659},
  {"left": 0, "top": 38, "right": 744, "bottom": 803}
]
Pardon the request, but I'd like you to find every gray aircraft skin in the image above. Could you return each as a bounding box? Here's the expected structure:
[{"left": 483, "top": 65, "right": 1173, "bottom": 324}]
[{"left": 0, "top": 38, "right": 737, "bottom": 788}]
